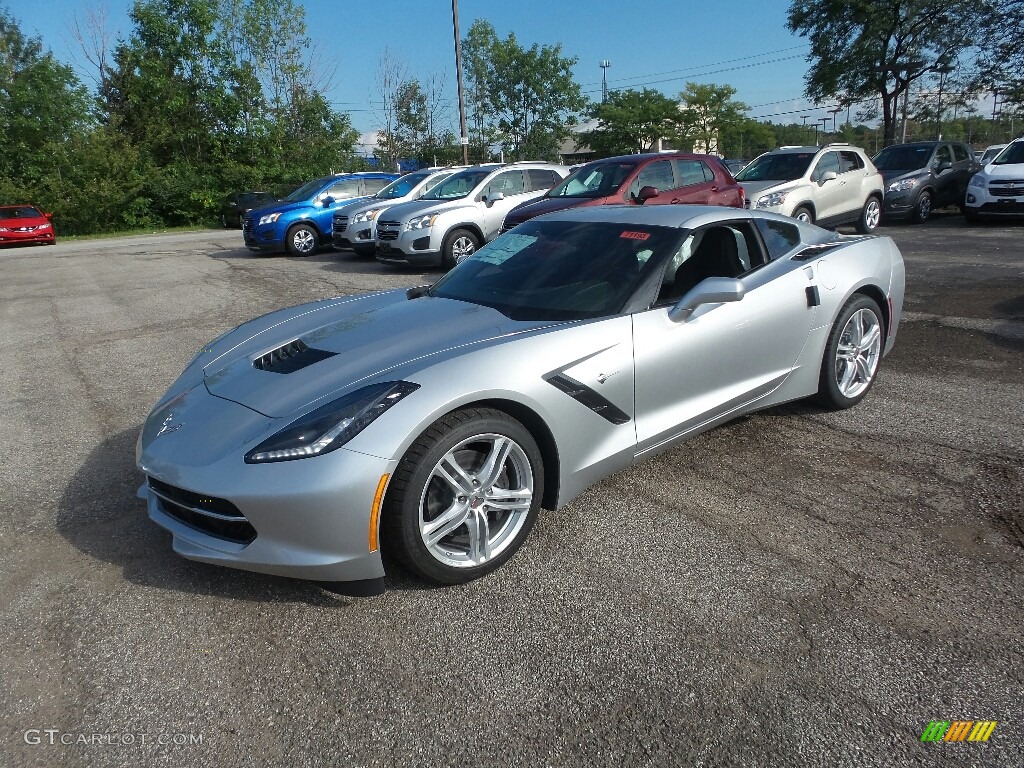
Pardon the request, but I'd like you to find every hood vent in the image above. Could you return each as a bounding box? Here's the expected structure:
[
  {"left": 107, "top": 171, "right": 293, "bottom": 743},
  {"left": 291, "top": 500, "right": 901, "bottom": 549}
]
[{"left": 253, "top": 339, "right": 337, "bottom": 374}]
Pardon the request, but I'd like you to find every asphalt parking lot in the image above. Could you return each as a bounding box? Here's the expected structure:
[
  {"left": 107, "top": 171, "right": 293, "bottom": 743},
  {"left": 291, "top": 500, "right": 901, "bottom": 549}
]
[{"left": 1, "top": 212, "right": 1021, "bottom": 767}]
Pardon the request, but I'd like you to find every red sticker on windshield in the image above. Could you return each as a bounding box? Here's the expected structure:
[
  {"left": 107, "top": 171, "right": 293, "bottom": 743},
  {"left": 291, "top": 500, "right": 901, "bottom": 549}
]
[{"left": 620, "top": 231, "right": 650, "bottom": 240}]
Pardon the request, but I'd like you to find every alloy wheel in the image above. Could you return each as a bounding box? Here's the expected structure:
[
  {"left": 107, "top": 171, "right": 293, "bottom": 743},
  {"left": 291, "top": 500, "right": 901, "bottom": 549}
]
[{"left": 834, "top": 307, "right": 882, "bottom": 398}]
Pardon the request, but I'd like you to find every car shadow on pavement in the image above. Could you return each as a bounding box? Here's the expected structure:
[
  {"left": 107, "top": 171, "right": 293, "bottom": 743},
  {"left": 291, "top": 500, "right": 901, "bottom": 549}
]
[{"left": 56, "top": 427, "right": 360, "bottom": 606}]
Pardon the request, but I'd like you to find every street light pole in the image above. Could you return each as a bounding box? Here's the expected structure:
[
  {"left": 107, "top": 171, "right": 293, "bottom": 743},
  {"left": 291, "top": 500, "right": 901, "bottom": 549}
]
[
  {"left": 829, "top": 107, "right": 843, "bottom": 136},
  {"left": 452, "top": 0, "right": 469, "bottom": 165},
  {"left": 934, "top": 62, "right": 954, "bottom": 139}
]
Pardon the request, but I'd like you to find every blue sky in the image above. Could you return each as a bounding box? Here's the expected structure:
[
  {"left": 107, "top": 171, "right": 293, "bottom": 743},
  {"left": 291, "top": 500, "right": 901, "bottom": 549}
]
[{"left": 12, "top": 0, "right": 831, "bottom": 144}]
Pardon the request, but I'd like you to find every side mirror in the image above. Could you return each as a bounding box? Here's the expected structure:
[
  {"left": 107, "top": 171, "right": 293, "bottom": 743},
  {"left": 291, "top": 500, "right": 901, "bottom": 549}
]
[
  {"left": 44, "top": 212, "right": 53, "bottom": 220},
  {"left": 936, "top": 160, "right": 952, "bottom": 172},
  {"left": 322, "top": 196, "right": 335, "bottom": 207},
  {"left": 819, "top": 171, "right": 837, "bottom": 184},
  {"left": 483, "top": 191, "right": 505, "bottom": 206},
  {"left": 668, "top": 277, "right": 745, "bottom": 322},
  {"left": 637, "top": 185, "right": 659, "bottom": 204}
]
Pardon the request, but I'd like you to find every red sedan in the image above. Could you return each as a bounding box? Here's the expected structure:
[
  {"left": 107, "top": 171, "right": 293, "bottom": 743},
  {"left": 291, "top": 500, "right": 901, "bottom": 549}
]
[{"left": 0, "top": 205, "right": 56, "bottom": 247}]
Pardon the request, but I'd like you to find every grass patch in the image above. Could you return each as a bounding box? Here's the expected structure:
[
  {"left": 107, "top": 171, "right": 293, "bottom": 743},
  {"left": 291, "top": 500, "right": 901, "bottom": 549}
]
[{"left": 61, "top": 225, "right": 226, "bottom": 242}]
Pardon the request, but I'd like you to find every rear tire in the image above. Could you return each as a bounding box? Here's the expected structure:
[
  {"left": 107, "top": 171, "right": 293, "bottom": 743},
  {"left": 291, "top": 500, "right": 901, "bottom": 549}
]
[
  {"left": 286, "top": 223, "right": 318, "bottom": 257},
  {"left": 792, "top": 206, "right": 814, "bottom": 225},
  {"left": 815, "top": 294, "right": 884, "bottom": 410},
  {"left": 383, "top": 408, "right": 544, "bottom": 585},
  {"left": 856, "top": 196, "right": 881, "bottom": 234},
  {"left": 441, "top": 228, "right": 479, "bottom": 269}
]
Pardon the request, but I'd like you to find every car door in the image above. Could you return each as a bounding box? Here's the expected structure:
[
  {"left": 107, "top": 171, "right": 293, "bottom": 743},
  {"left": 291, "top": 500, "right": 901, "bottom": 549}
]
[
  {"left": 625, "top": 159, "right": 678, "bottom": 204},
  {"left": 317, "top": 179, "right": 362, "bottom": 232},
  {"left": 653, "top": 158, "right": 718, "bottom": 204},
  {"left": 632, "top": 219, "right": 818, "bottom": 455},
  {"left": 809, "top": 151, "right": 847, "bottom": 222},
  {"left": 478, "top": 170, "right": 529, "bottom": 240},
  {"left": 931, "top": 144, "right": 957, "bottom": 206}
]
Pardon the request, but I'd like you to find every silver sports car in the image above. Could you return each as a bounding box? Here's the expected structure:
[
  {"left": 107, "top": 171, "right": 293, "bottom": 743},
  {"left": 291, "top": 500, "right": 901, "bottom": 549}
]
[{"left": 137, "top": 205, "right": 905, "bottom": 594}]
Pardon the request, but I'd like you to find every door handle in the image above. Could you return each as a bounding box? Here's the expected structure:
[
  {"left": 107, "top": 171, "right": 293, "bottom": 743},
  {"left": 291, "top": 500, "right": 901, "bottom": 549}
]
[
  {"left": 711, "top": 186, "right": 719, "bottom": 192},
  {"left": 671, "top": 198, "right": 681, "bottom": 204}
]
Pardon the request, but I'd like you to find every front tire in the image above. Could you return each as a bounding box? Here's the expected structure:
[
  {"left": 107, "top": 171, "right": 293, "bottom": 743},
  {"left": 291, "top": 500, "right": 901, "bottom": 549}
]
[
  {"left": 441, "top": 228, "right": 479, "bottom": 269},
  {"left": 909, "top": 190, "right": 932, "bottom": 224},
  {"left": 792, "top": 206, "right": 814, "bottom": 225},
  {"left": 856, "top": 196, "right": 881, "bottom": 234},
  {"left": 815, "top": 294, "right": 884, "bottom": 410},
  {"left": 383, "top": 408, "right": 544, "bottom": 584},
  {"left": 286, "top": 223, "right": 318, "bottom": 257}
]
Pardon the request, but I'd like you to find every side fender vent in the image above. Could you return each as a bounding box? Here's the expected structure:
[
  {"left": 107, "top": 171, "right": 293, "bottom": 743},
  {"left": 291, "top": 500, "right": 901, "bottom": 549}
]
[{"left": 253, "top": 339, "right": 336, "bottom": 374}]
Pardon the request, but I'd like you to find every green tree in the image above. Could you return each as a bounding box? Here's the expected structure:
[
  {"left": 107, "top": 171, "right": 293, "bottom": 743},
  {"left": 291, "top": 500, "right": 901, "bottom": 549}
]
[
  {"left": 719, "top": 117, "right": 776, "bottom": 159},
  {"left": 580, "top": 88, "right": 682, "bottom": 156},
  {"left": 675, "top": 82, "right": 749, "bottom": 155},
  {"left": 462, "top": 19, "right": 586, "bottom": 160},
  {"left": 787, "top": 0, "right": 991, "bottom": 146}
]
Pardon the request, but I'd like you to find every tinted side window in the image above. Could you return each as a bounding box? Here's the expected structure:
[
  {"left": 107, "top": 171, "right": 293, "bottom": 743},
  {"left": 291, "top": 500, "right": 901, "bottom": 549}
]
[
  {"left": 935, "top": 145, "right": 953, "bottom": 164},
  {"left": 654, "top": 222, "right": 764, "bottom": 306},
  {"left": 674, "top": 159, "right": 712, "bottom": 186},
  {"left": 952, "top": 143, "right": 970, "bottom": 162},
  {"left": 637, "top": 160, "right": 676, "bottom": 192},
  {"left": 326, "top": 180, "right": 361, "bottom": 199},
  {"left": 527, "top": 169, "right": 560, "bottom": 191},
  {"left": 755, "top": 218, "right": 802, "bottom": 260},
  {"left": 812, "top": 152, "right": 841, "bottom": 180},
  {"left": 838, "top": 151, "right": 864, "bottom": 173},
  {"left": 483, "top": 170, "right": 526, "bottom": 197},
  {"left": 363, "top": 177, "right": 392, "bottom": 195}
]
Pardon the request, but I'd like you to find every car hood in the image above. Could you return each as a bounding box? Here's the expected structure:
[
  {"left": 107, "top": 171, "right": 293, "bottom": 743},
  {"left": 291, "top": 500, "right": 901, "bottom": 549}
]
[
  {"left": 504, "top": 196, "right": 593, "bottom": 227},
  {"left": 879, "top": 168, "right": 928, "bottom": 183},
  {"left": 381, "top": 197, "right": 475, "bottom": 222},
  {"left": 983, "top": 162, "right": 1024, "bottom": 179},
  {"left": 203, "top": 289, "right": 551, "bottom": 418},
  {"left": 737, "top": 180, "right": 797, "bottom": 199},
  {"left": 0, "top": 216, "right": 46, "bottom": 227},
  {"left": 340, "top": 197, "right": 406, "bottom": 218}
]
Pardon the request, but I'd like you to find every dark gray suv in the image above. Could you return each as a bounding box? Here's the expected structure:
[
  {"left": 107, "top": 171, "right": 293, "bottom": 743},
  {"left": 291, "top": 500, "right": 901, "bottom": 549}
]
[{"left": 872, "top": 141, "right": 979, "bottom": 223}]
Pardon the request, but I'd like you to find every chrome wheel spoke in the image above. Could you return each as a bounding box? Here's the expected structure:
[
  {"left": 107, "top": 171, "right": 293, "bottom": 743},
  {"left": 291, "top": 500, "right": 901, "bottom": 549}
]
[
  {"left": 484, "top": 487, "right": 533, "bottom": 513},
  {"left": 478, "top": 436, "right": 512, "bottom": 489},
  {"left": 859, "top": 324, "right": 881, "bottom": 352},
  {"left": 436, "top": 453, "right": 476, "bottom": 495},
  {"left": 423, "top": 503, "right": 470, "bottom": 547},
  {"left": 835, "top": 307, "right": 881, "bottom": 398},
  {"left": 465, "top": 509, "right": 492, "bottom": 563}
]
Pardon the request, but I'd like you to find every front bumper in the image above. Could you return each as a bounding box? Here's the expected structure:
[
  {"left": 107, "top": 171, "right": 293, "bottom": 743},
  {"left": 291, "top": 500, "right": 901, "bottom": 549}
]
[
  {"left": 881, "top": 189, "right": 922, "bottom": 217},
  {"left": 242, "top": 218, "right": 283, "bottom": 251},
  {"left": 965, "top": 185, "right": 1024, "bottom": 217},
  {"left": 137, "top": 386, "right": 393, "bottom": 583},
  {"left": 375, "top": 221, "right": 443, "bottom": 266},
  {"left": 0, "top": 228, "right": 55, "bottom": 245}
]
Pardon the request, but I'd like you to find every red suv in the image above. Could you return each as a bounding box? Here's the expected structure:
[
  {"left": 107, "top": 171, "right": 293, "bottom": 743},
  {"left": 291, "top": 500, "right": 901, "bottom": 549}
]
[{"left": 502, "top": 152, "right": 744, "bottom": 230}]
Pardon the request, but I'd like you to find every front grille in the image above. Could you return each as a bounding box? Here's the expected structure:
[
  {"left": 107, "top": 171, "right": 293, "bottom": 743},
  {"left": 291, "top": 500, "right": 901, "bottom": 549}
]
[
  {"left": 333, "top": 215, "right": 348, "bottom": 232},
  {"left": 242, "top": 217, "right": 254, "bottom": 233},
  {"left": 252, "top": 338, "right": 337, "bottom": 374},
  {"left": 148, "top": 478, "right": 256, "bottom": 544},
  {"left": 378, "top": 220, "right": 400, "bottom": 240},
  {"left": 989, "top": 180, "right": 1024, "bottom": 197}
]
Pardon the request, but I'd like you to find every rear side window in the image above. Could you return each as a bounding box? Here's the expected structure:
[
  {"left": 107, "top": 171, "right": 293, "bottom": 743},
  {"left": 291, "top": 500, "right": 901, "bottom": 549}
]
[
  {"left": 674, "top": 159, "right": 712, "bottom": 186},
  {"left": 527, "top": 169, "right": 560, "bottom": 191},
  {"left": 326, "top": 180, "right": 361, "bottom": 199},
  {"left": 838, "top": 151, "right": 864, "bottom": 173},
  {"left": 363, "top": 177, "right": 392, "bottom": 195},
  {"left": 755, "top": 218, "right": 802, "bottom": 260}
]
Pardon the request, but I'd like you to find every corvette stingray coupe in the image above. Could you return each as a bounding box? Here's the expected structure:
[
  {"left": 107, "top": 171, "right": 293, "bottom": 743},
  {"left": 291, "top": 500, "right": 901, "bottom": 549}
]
[{"left": 137, "top": 205, "right": 905, "bottom": 594}]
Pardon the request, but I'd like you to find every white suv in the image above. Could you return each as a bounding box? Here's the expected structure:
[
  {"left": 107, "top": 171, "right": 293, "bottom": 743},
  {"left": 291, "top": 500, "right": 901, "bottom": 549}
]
[
  {"left": 736, "top": 144, "right": 884, "bottom": 233},
  {"left": 332, "top": 166, "right": 464, "bottom": 255},
  {"left": 375, "top": 162, "right": 569, "bottom": 268},
  {"left": 965, "top": 138, "right": 1024, "bottom": 223}
]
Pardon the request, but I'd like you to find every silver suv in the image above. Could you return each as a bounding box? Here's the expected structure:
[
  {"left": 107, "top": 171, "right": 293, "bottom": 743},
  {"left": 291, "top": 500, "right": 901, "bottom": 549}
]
[
  {"left": 736, "top": 144, "right": 884, "bottom": 233},
  {"left": 375, "top": 162, "right": 569, "bottom": 268},
  {"left": 332, "top": 167, "right": 464, "bottom": 255}
]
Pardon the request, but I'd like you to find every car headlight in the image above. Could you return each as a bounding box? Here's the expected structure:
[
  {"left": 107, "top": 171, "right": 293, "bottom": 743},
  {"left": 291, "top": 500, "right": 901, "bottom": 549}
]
[
  {"left": 244, "top": 381, "right": 420, "bottom": 463},
  {"left": 886, "top": 177, "right": 920, "bottom": 193},
  {"left": 756, "top": 190, "right": 789, "bottom": 208},
  {"left": 352, "top": 209, "right": 381, "bottom": 224},
  {"left": 37, "top": 223, "right": 51, "bottom": 230},
  {"left": 258, "top": 212, "right": 282, "bottom": 225},
  {"left": 0, "top": 227, "right": 7, "bottom": 232},
  {"left": 968, "top": 173, "right": 986, "bottom": 188},
  {"left": 406, "top": 214, "right": 438, "bottom": 231}
]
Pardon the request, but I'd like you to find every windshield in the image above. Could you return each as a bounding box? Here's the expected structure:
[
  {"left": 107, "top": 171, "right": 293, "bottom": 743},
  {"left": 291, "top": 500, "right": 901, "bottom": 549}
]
[
  {"left": 872, "top": 145, "right": 934, "bottom": 171},
  {"left": 0, "top": 206, "right": 42, "bottom": 219},
  {"left": 736, "top": 153, "right": 814, "bottom": 182},
  {"left": 375, "top": 171, "right": 433, "bottom": 200},
  {"left": 547, "top": 161, "right": 638, "bottom": 198},
  {"left": 284, "top": 178, "right": 331, "bottom": 202},
  {"left": 421, "top": 169, "right": 493, "bottom": 200},
  {"left": 993, "top": 142, "right": 1024, "bottom": 165},
  {"left": 429, "top": 219, "right": 682, "bottom": 321}
]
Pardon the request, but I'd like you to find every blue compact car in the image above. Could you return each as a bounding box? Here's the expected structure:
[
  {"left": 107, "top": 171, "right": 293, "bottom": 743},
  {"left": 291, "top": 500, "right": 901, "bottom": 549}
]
[{"left": 243, "top": 173, "right": 398, "bottom": 256}]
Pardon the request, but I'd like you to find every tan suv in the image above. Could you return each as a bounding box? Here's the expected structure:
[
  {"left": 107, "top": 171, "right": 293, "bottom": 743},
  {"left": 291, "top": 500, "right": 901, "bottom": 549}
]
[{"left": 736, "top": 144, "right": 884, "bottom": 233}]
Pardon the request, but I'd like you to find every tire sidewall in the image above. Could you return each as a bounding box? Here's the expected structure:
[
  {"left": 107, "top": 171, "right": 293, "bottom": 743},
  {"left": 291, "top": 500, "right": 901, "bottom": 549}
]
[
  {"left": 793, "top": 206, "right": 814, "bottom": 225},
  {"left": 817, "top": 294, "right": 884, "bottom": 410},
  {"left": 387, "top": 409, "right": 544, "bottom": 584},
  {"left": 442, "top": 228, "right": 479, "bottom": 269},
  {"left": 857, "top": 196, "right": 881, "bottom": 234},
  {"left": 287, "top": 223, "right": 318, "bottom": 257},
  {"left": 910, "top": 191, "right": 931, "bottom": 224}
]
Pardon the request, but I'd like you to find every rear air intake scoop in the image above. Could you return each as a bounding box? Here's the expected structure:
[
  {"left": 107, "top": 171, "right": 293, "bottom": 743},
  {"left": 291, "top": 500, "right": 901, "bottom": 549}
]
[{"left": 252, "top": 339, "right": 337, "bottom": 374}]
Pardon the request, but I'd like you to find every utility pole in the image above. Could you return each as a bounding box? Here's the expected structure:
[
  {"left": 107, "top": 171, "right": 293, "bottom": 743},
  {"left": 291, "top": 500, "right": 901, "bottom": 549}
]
[
  {"left": 934, "top": 61, "right": 954, "bottom": 140},
  {"left": 600, "top": 60, "right": 611, "bottom": 103},
  {"left": 452, "top": 0, "right": 469, "bottom": 165},
  {"left": 801, "top": 114, "right": 810, "bottom": 144},
  {"left": 829, "top": 107, "right": 843, "bottom": 135}
]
